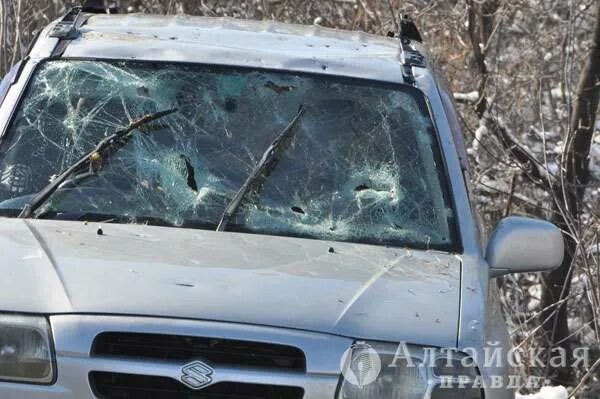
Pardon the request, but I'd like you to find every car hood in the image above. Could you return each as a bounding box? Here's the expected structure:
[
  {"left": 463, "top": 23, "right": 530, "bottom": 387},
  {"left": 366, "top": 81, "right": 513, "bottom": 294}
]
[{"left": 0, "top": 218, "right": 461, "bottom": 347}]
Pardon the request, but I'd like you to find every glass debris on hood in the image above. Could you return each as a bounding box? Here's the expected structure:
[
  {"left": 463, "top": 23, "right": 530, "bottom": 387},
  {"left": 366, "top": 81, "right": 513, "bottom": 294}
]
[{"left": 0, "top": 60, "right": 457, "bottom": 250}]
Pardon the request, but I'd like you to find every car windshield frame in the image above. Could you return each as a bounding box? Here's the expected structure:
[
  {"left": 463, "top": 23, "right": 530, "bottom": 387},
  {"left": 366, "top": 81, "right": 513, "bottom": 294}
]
[{"left": 0, "top": 58, "right": 462, "bottom": 252}]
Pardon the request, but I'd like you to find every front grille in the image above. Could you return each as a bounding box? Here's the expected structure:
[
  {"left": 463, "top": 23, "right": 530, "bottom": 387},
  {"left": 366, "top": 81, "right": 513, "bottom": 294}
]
[
  {"left": 92, "top": 332, "right": 306, "bottom": 371},
  {"left": 90, "top": 372, "right": 305, "bottom": 399}
]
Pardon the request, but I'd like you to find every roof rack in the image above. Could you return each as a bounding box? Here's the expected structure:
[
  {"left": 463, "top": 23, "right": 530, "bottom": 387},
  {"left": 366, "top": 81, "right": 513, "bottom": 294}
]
[
  {"left": 49, "top": 6, "right": 84, "bottom": 39},
  {"left": 49, "top": 1, "right": 119, "bottom": 41},
  {"left": 396, "top": 14, "right": 425, "bottom": 85}
]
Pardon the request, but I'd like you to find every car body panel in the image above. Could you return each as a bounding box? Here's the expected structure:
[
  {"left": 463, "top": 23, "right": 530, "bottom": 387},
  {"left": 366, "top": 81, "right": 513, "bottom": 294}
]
[
  {"left": 0, "top": 12, "right": 513, "bottom": 398},
  {"left": 0, "top": 218, "right": 461, "bottom": 348},
  {"left": 64, "top": 15, "right": 407, "bottom": 84}
]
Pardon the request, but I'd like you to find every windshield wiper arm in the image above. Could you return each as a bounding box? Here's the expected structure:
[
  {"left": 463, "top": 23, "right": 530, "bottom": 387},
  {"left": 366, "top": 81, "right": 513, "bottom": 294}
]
[
  {"left": 216, "top": 106, "right": 305, "bottom": 231},
  {"left": 18, "top": 108, "right": 178, "bottom": 218}
]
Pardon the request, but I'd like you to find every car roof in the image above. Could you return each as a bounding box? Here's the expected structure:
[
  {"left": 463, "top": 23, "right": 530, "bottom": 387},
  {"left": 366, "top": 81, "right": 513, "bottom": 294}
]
[{"left": 34, "top": 13, "right": 417, "bottom": 84}]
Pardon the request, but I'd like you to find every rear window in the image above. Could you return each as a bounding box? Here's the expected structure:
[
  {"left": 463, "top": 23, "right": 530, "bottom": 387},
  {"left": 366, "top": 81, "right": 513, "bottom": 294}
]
[{"left": 0, "top": 60, "right": 459, "bottom": 251}]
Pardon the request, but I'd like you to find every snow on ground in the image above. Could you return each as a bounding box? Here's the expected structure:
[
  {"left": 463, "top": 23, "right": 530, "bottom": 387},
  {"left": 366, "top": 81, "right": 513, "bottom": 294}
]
[
  {"left": 516, "top": 386, "right": 569, "bottom": 399},
  {"left": 453, "top": 91, "right": 479, "bottom": 103},
  {"left": 590, "top": 133, "right": 600, "bottom": 180}
]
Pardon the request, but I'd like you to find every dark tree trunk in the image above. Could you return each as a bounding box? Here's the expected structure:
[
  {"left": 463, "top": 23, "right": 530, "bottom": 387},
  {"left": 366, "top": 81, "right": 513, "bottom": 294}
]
[
  {"left": 541, "top": 0, "right": 600, "bottom": 385},
  {"left": 466, "top": 0, "right": 600, "bottom": 386}
]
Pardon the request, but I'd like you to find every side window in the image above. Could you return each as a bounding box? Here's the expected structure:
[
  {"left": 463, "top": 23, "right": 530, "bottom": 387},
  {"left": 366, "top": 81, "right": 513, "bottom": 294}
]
[{"left": 0, "top": 60, "right": 24, "bottom": 107}]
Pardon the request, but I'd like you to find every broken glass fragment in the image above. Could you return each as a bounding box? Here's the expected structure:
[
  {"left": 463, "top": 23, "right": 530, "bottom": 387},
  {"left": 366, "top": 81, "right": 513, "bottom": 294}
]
[{"left": 0, "top": 60, "right": 458, "bottom": 250}]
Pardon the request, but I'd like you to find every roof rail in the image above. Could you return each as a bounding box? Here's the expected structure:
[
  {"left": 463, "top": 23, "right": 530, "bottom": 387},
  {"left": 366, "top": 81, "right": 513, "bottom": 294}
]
[
  {"left": 48, "top": 2, "right": 118, "bottom": 56},
  {"left": 396, "top": 14, "right": 425, "bottom": 86},
  {"left": 48, "top": 0, "right": 118, "bottom": 40},
  {"left": 49, "top": 6, "right": 84, "bottom": 39}
]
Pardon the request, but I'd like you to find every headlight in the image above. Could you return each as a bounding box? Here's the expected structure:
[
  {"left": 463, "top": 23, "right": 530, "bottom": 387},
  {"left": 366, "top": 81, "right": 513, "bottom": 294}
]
[
  {"left": 0, "top": 314, "right": 55, "bottom": 384},
  {"left": 338, "top": 341, "right": 483, "bottom": 399}
]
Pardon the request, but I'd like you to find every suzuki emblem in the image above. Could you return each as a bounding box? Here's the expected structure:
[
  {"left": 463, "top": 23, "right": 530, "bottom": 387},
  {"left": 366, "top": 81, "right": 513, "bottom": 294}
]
[{"left": 180, "top": 360, "right": 214, "bottom": 390}]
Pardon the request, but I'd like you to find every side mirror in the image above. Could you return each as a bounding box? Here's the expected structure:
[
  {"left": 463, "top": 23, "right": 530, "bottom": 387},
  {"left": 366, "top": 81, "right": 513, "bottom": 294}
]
[{"left": 486, "top": 216, "right": 564, "bottom": 277}]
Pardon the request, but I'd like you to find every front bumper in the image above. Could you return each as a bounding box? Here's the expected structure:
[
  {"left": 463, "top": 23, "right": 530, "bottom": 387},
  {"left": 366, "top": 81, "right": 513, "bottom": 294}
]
[
  {"left": 0, "top": 315, "right": 512, "bottom": 399},
  {"left": 0, "top": 315, "right": 349, "bottom": 398}
]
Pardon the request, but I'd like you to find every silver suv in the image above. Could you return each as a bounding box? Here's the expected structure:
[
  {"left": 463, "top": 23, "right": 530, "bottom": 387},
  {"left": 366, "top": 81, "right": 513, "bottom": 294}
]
[{"left": 0, "top": 6, "right": 564, "bottom": 399}]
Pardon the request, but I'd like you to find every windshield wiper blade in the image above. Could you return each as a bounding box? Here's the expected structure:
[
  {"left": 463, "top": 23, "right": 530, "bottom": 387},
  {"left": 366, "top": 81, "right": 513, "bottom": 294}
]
[
  {"left": 216, "top": 105, "right": 305, "bottom": 231},
  {"left": 18, "top": 108, "right": 178, "bottom": 218}
]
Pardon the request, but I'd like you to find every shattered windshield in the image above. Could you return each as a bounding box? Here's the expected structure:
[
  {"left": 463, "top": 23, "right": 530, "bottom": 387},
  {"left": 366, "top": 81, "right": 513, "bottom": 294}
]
[{"left": 0, "top": 60, "right": 458, "bottom": 251}]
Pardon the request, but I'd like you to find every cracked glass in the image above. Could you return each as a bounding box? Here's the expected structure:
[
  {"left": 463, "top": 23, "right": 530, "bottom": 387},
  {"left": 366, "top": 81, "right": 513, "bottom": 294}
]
[{"left": 0, "top": 60, "right": 458, "bottom": 250}]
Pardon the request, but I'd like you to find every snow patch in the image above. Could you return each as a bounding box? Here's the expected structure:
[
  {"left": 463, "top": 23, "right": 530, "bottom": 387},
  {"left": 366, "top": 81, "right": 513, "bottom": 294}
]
[
  {"left": 590, "top": 134, "right": 600, "bottom": 180},
  {"left": 468, "top": 122, "right": 488, "bottom": 157},
  {"left": 516, "top": 386, "right": 568, "bottom": 399},
  {"left": 453, "top": 91, "right": 479, "bottom": 103}
]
